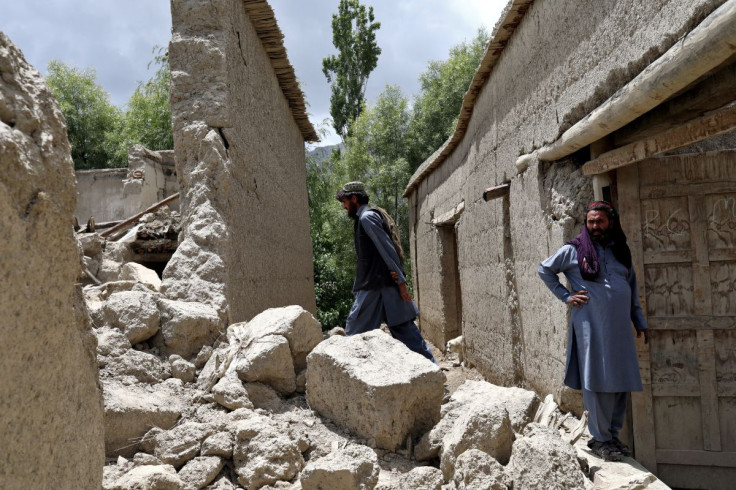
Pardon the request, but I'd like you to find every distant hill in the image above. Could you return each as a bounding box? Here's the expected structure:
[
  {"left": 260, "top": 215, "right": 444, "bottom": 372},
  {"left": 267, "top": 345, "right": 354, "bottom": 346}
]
[{"left": 307, "top": 143, "right": 344, "bottom": 163}]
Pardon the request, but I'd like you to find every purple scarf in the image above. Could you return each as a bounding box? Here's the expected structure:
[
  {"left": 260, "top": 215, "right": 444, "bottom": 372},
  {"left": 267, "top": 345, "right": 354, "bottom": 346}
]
[{"left": 567, "top": 228, "right": 599, "bottom": 280}]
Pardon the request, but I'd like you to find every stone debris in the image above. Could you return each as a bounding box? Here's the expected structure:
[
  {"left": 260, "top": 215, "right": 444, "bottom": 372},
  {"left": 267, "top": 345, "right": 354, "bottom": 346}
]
[
  {"left": 120, "top": 262, "right": 163, "bottom": 291},
  {"left": 505, "top": 423, "right": 588, "bottom": 489},
  {"left": 103, "top": 290, "right": 161, "bottom": 344},
  {"left": 81, "top": 246, "right": 660, "bottom": 490},
  {"left": 452, "top": 448, "right": 512, "bottom": 490},
  {"left": 306, "top": 330, "right": 444, "bottom": 451},
  {"left": 415, "top": 380, "right": 538, "bottom": 463},
  {"left": 300, "top": 444, "right": 380, "bottom": 490},
  {"left": 178, "top": 456, "right": 225, "bottom": 489},
  {"left": 394, "top": 466, "right": 444, "bottom": 490}
]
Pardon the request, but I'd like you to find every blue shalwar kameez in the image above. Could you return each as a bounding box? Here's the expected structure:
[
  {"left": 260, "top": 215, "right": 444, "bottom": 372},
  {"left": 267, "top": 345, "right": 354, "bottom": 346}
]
[
  {"left": 538, "top": 243, "right": 648, "bottom": 442},
  {"left": 345, "top": 205, "right": 436, "bottom": 363}
]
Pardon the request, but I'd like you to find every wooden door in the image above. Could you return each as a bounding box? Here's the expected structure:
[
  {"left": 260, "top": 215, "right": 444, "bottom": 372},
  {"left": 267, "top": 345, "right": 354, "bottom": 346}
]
[{"left": 618, "top": 150, "right": 736, "bottom": 489}]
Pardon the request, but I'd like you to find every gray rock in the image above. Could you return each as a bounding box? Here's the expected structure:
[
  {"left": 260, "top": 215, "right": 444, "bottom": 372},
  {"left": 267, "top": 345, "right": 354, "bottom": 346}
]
[
  {"left": 178, "top": 456, "right": 225, "bottom": 489},
  {"left": 244, "top": 382, "right": 285, "bottom": 412},
  {"left": 306, "top": 330, "right": 444, "bottom": 451},
  {"left": 109, "top": 465, "right": 184, "bottom": 490},
  {"left": 79, "top": 232, "right": 105, "bottom": 257},
  {"left": 133, "top": 452, "right": 161, "bottom": 466},
  {"left": 233, "top": 416, "right": 305, "bottom": 488},
  {"left": 170, "top": 354, "right": 197, "bottom": 383},
  {"left": 506, "top": 424, "right": 587, "bottom": 490},
  {"left": 96, "top": 326, "right": 132, "bottom": 358},
  {"left": 150, "top": 422, "right": 219, "bottom": 468},
  {"left": 158, "top": 298, "right": 223, "bottom": 358},
  {"left": 103, "top": 381, "right": 186, "bottom": 458},
  {"left": 120, "top": 262, "right": 162, "bottom": 291},
  {"left": 237, "top": 305, "right": 323, "bottom": 370},
  {"left": 300, "top": 444, "right": 379, "bottom": 490},
  {"left": 201, "top": 432, "right": 234, "bottom": 458},
  {"left": 395, "top": 466, "right": 444, "bottom": 490},
  {"left": 235, "top": 335, "right": 296, "bottom": 395},
  {"left": 194, "top": 345, "right": 214, "bottom": 368},
  {"left": 453, "top": 449, "right": 511, "bottom": 490},
  {"left": 213, "top": 373, "right": 253, "bottom": 411},
  {"left": 103, "top": 290, "right": 161, "bottom": 344},
  {"left": 439, "top": 403, "right": 515, "bottom": 479},
  {"left": 103, "top": 349, "right": 170, "bottom": 384}
]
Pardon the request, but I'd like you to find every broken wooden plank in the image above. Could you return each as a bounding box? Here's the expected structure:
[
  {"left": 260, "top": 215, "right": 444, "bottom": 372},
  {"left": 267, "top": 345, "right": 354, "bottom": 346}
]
[
  {"left": 583, "top": 104, "right": 736, "bottom": 175},
  {"left": 100, "top": 193, "right": 179, "bottom": 239},
  {"left": 482, "top": 183, "right": 510, "bottom": 201}
]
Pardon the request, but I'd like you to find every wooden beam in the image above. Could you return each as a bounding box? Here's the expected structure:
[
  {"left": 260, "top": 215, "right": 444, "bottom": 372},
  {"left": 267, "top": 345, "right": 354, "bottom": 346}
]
[
  {"left": 614, "top": 63, "right": 736, "bottom": 146},
  {"left": 656, "top": 449, "right": 736, "bottom": 468},
  {"left": 583, "top": 104, "right": 736, "bottom": 175},
  {"left": 482, "top": 183, "right": 510, "bottom": 201},
  {"left": 100, "top": 193, "right": 180, "bottom": 239}
]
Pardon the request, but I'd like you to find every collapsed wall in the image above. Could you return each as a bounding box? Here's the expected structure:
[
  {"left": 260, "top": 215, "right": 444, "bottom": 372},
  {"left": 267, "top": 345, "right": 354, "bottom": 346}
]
[
  {"left": 0, "top": 32, "right": 104, "bottom": 488},
  {"left": 406, "top": 0, "right": 727, "bottom": 411},
  {"left": 164, "top": 0, "right": 317, "bottom": 323}
]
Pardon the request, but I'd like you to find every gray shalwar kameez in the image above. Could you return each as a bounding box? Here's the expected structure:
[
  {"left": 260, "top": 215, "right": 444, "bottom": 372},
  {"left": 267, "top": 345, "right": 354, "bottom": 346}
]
[
  {"left": 538, "top": 242, "right": 648, "bottom": 441},
  {"left": 345, "top": 205, "right": 435, "bottom": 363}
]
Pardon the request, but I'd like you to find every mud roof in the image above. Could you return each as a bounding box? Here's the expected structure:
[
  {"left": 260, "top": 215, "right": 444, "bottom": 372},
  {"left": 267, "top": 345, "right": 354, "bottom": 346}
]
[
  {"left": 404, "top": 0, "right": 534, "bottom": 196},
  {"left": 244, "top": 0, "right": 319, "bottom": 142}
]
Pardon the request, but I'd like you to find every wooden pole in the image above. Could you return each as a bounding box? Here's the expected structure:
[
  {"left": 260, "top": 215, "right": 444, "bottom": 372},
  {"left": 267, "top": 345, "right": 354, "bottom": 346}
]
[{"left": 100, "top": 193, "right": 180, "bottom": 239}]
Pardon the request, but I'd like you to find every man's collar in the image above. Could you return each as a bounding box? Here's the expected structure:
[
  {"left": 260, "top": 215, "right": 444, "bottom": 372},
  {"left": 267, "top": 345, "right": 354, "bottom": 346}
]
[{"left": 356, "top": 204, "right": 368, "bottom": 218}]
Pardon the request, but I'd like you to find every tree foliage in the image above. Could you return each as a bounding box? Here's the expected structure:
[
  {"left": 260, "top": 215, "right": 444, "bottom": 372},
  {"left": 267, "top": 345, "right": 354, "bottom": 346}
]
[
  {"left": 45, "top": 48, "right": 173, "bottom": 170},
  {"left": 406, "top": 28, "right": 489, "bottom": 171},
  {"left": 322, "top": 0, "right": 381, "bottom": 141},
  {"left": 45, "top": 61, "right": 125, "bottom": 169}
]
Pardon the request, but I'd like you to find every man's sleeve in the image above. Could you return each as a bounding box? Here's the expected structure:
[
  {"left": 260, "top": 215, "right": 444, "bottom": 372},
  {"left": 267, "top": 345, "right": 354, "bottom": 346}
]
[
  {"left": 628, "top": 267, "right": 648, "bottom": 331},
  {"left": 360, "top": 211, "right": 407, "bottom": 284},
  {"left": 538, "top": 245, "right": 573, "bottom": 303}
]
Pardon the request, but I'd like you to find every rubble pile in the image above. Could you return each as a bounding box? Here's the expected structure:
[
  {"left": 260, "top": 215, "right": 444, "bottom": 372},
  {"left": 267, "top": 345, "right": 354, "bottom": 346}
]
[{"left": 82, "top": 256, "right": 667, "bottom": 489}]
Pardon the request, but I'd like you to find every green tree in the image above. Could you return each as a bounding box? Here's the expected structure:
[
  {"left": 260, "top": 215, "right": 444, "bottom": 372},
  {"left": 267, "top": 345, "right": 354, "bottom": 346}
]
[
  {"left": 322, "top": 0, "right": 381, "bottom": 141},
  {"left": 124, "top": 49, "right": 173, "bottom": 152},
  {"left": 406, "top": 28, "right": 489, "bottom": 171},
  {"left": 341, "top": 85, "right": 412, "bottom": 264},
  {"left": 46, "top": 60, "right": 124, "bottom": 169}
]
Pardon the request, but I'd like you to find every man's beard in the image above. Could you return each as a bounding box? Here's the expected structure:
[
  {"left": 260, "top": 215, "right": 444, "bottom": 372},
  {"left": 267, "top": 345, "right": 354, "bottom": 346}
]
[
  {"left": 348, "top": 202, "right": 359, "bottom": 220},
  {"left": 589, "top": 229, "right": 610, "bottom": 243}
]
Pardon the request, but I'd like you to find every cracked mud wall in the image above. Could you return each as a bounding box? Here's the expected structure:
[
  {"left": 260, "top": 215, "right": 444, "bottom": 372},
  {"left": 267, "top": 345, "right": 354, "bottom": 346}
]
[
  {"left": 164, "top": 0, "right": 316, "bottom": 323},
  {"left": 409, "top": 0, "right": 725, "bottom": 409},
  {"left": 0, "top": 32, "right": 104, "bottom": 488}
]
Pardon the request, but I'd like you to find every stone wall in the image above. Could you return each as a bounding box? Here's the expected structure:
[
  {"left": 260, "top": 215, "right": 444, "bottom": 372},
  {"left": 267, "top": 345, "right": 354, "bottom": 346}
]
[
  {"left": 0, "top": 32, "right": 104, "bottom": 488},
  {"left": 164, "top": 0, "right": 316, "bottom": 323},
  {"left": 75, "top": 146, "right": 178, "bottom": 223},
  {"left": 407, "top": 0, "right": 726, "bottom": 411}
]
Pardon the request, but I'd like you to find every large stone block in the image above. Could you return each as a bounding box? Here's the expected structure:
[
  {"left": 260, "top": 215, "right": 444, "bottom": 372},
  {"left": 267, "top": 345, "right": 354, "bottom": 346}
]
[
  {"left": 238, "top": 305, "right": 323, "bottom": 370},
  {"left": 506, "top": 423, "right": 587, "bottom": 489},
  {"left": 158, "top": 298, "right": 222, "bottom": 358},
  {"left": 103, "top": 290, "right": 161, "bottom": 344},
  {"left": 300, "top": 444, "right": 379, "bottom": 490},
  {"left": 306, "top": 330, "right": 444, "bottom": 451},
  {"left": 0, "top": 32, "right": 104, "bottom": 488},
  {"left": 235, "top": 334, "right": 296, "bottom": 394},
  {"left": 103, "top": 381, "right": 186, "bottom": 458}
]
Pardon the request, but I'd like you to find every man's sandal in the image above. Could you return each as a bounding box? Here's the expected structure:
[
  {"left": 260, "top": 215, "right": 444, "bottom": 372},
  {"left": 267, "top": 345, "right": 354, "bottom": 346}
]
[
  {"left": 588, "top": 439, "right": 623, "bottom": 461},
  {"left": 611, "top": 437, "right": 632, "bottom": 457}
]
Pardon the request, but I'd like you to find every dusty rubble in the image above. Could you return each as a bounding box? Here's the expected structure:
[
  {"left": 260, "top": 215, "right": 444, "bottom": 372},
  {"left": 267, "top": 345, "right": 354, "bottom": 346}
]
[{"left": 79, "top": 237, "right": 669, "bottom": 489}]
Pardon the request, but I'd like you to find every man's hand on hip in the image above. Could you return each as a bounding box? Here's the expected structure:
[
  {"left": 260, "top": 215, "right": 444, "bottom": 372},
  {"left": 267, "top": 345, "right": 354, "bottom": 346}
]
[
  {"left": 637, "top": 329, "right": 650, "bottom": 344},
  {"left": 567, "top": 290, "right": 588, "bottom": 308}
]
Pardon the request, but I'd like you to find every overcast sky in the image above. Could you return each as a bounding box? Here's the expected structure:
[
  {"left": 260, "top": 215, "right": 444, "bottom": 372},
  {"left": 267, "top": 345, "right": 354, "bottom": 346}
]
[{"left": 1, "top": 0, "right": 506, "bottom": 146}]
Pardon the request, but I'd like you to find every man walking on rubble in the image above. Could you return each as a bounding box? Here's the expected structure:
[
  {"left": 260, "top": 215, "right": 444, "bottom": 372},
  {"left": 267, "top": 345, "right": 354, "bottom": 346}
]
[
  {"left": 336, "top": 181, "right": 436, "bottom": 363},
  {"left": 538, "top": 201, "right": 649, "bottom": 461}
]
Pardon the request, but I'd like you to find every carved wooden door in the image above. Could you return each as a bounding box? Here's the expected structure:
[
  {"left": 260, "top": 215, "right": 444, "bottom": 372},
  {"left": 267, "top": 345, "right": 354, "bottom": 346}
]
[{"left": 617, "top": 150, "right": 736, "bottom": 489}]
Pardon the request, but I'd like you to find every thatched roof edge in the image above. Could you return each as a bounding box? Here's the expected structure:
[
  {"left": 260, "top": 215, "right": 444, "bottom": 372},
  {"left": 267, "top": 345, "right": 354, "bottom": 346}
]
[
  {"left": 242, "top": 0, "right": 319, "bottom": 142},
  {"left": 404, "top": 0, "right": 534, "bottom": 196}
]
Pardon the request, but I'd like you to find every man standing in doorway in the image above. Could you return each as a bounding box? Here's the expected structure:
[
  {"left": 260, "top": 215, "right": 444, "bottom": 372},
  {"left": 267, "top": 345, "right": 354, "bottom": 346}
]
[
  {"left": 538, "top": 201, "right": 649, "bottom": 461},
  {"left": 336, "top": 181, "right": 436, "bottom": 363}
]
